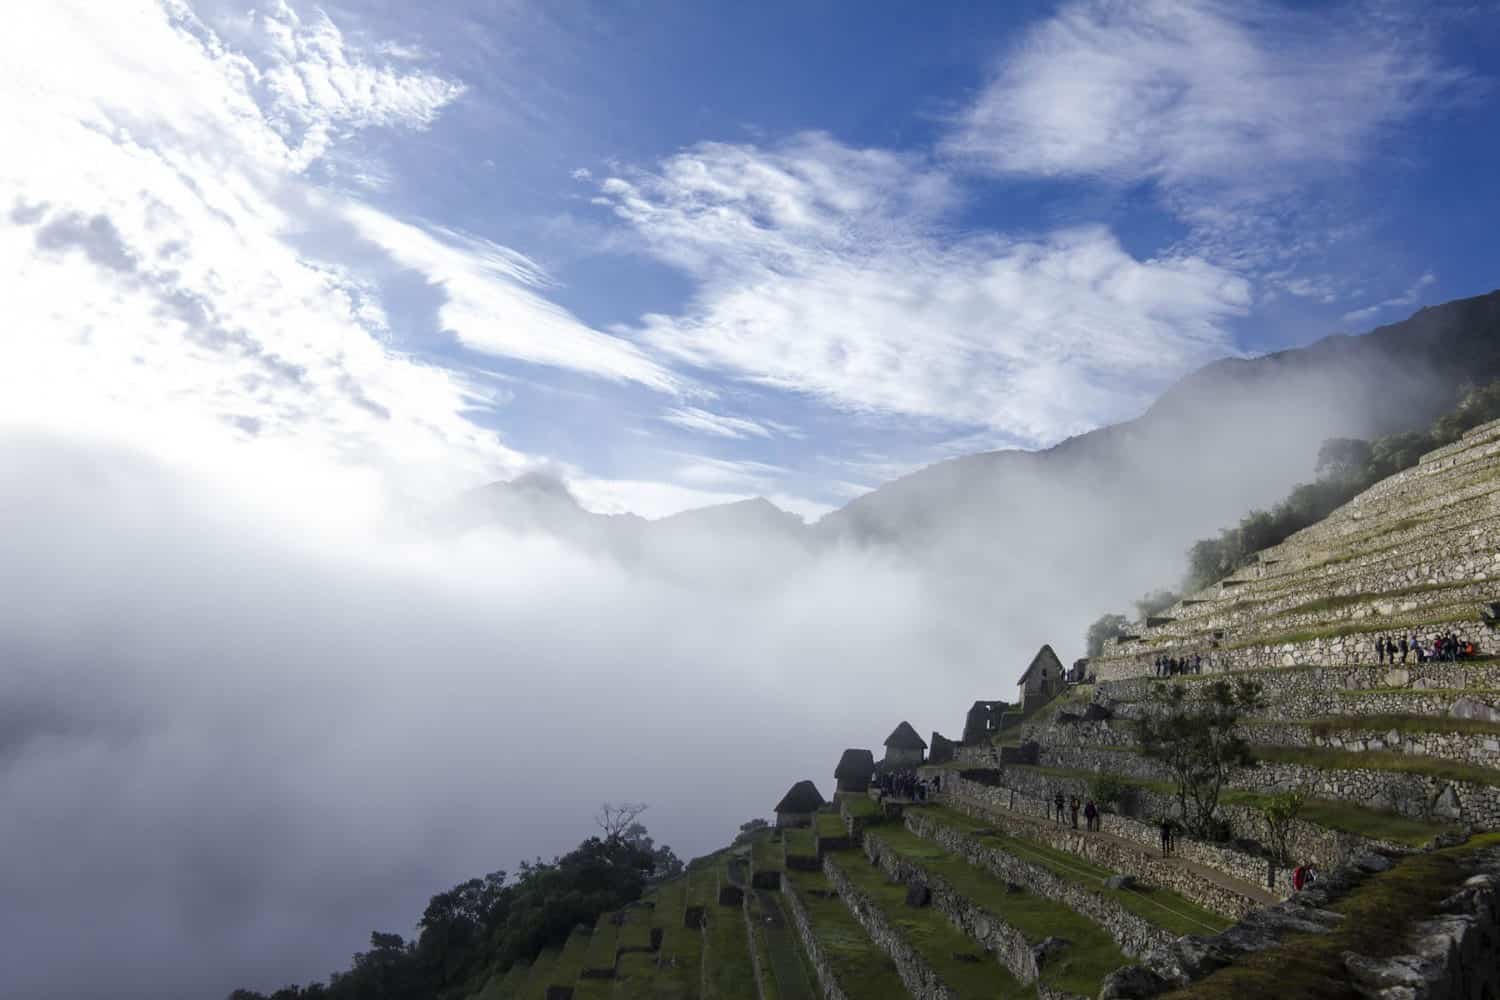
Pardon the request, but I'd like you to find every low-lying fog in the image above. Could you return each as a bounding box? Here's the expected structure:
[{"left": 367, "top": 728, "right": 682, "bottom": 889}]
[{"left": 0, "top": 364, "right": 1416, "bottom": 999}]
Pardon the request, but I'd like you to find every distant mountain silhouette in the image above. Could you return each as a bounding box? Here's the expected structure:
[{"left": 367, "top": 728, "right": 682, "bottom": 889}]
[{"left": 449, "top": 290, "right": 1500, "bottom": 657}]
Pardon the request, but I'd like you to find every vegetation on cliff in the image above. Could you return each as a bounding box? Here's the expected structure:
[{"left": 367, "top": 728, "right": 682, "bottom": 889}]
[{"left": 229, "top": 811, "right": 682, "bottom": 1000}]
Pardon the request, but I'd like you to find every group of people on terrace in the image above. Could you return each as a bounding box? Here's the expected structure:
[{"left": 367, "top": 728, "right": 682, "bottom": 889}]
[
  {"left": 875, "top": 769, "right": 938, "bottom": 803},
  {"left": 1051, "top": 791, "right": 1102, "bottom": 832},
  {"left": 1152, "top": 652, "right": 1205, "bottom": 677},
  {"left": 1375, "top": 631, "right": 1479, "bottom": 664}
]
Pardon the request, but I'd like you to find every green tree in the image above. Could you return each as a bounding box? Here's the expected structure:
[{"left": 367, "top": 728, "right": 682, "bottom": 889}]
[
  {"left": 1260, "top": 787, "right": 1307, "bottom": 872},
  {"left": 1136, "top": 678, "right": 1264, "bottom": 838},
  {"left": 1088, "top": 774, "right": 1128, "bottom": 812},
  {"left": 1085, "top": 613, "right": 1129, "bottom": 657},
  {"left": 1314, "top": 437, "right": 1373, "bottom": 481}
]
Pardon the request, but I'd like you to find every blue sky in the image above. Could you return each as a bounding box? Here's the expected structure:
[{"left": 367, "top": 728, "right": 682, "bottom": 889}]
[{"left": 4, "top": 0, "right": 1499, "bottom": 519}]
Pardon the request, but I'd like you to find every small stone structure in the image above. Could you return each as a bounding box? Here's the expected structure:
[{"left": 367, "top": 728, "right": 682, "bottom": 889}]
[
  {"left": 774, "top": 780, "right": 826, "bottom": 828},
  {"left": 833, "top": 748, "right": 876, "bottom": 798},
  {"left": 883, "top": 721, "right": 927, "bottom": 769},
  {"left": 963, "top": 700, "right": 1009, "bottom": 744},
  {"left": 1016, "top": 645, "right": 1065, "bottom": 714}
]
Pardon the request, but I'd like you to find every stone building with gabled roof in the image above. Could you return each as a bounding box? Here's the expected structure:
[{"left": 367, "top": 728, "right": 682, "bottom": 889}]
[
  {"left": 774, "top": 779, "right": 826, "bottom": 828},
  {"left": 833, "top": 748, "right": 876, "bottom": 798},
  {"left": 1016, "top": 644, "right": 1065, "bottom": 713},
  {"left": 882, "top": 720, "right": 927, "bottom": 769}
]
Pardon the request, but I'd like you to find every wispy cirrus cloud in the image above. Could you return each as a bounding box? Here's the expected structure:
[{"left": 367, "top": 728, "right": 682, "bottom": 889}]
[
  {"left": 1342, "top": 272, "right": 1438, "bottom": 326},
  {"left": 599, "top": 134, "right": 1251, "bottom": 447},
  {"left": 660, "top": 406, "right": 774, "bottom": 440},
  {"left": 346, "top": 204, "right": 680, "bottom": 391}
]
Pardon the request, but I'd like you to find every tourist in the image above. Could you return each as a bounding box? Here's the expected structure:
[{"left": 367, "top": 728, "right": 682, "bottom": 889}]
[
  {"left": 1193, "top": 652, "right": 1203, "bottom": 674},
  {"left": 1084, "top": 799, "right": 1099, "bottom": 832},
  {"left": 1414, "top": 632, "right": 1427, "bottom": 663},
  {"left": 1159, "top": 817, "right": 1173, "bottom": 857},
  {"left": 1376, "top": 636, "right": 1386, "bottom": 664},
  {"left": 1054, "top": 791, "right": 1065, "bottom": 825},
  {"left": 1069, "top": 796, "right": 1080, "bottom": 830},
  {"left": 1398, "top": 634, "right": 1409, "bottom": 664}
]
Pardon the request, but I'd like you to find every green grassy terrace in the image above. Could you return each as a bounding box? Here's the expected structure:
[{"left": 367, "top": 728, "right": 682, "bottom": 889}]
[
  {"left": 1008, "top": 765, "right": 1448, "bottom": 847},
  {"left": 751, "top": 835, "right": 785, "bottom": 873},
  {"left": 784, "top": 827, "right": 817, "bottom": 859},
  {"left": 519, "top": 946, "right": 559, "bottom": 1000},
  {"left": 841, "top": 796, "right": 878, "bottom": 819},
  {"left": 654, "top": 879, "right": 703, "bottom": 1000},
  {"left": 1253, "top": 744, "right": 1500, "bottom": 787},
  {"left": 702, "top": 890, "right": 756, "bottom": 999},
  {"left": 910, "top": 807, "right": 1231, "bottom": 937},
  {"left": 826, "top": 848, "right": 1034, "bottom": 999},
  {"left": 867, "top": 827, "right": 1132, "bottom": 994},
  {"left": 609, "top": 949, "right": 659, "bottom": 999},
  {"left": 1301, "top": 712, "right": 1500, "bottom": 738},
  {"left": 748, "top": 889, "right": 816, "bottom": 1000},
  {"left": 581, "top": 913, "right": 619, "bottom": 977},
  {"left": 1164, "top": 833, "right": 1500, "bottom": 1000},
  {"left": 784, "top": 869, "right": 907, "bottom": 998},
  {"left": 548, "top": 926, "right": 592, "bottom": 988},
  {"left": 815, "top": 812, "right": 848, "bottom": 839}
]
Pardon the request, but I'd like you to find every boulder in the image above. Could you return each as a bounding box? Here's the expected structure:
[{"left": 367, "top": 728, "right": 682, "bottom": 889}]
[
  {"left": 1030, "top": 936, "right": 1070, "bottom": 970},
  {"left": 1098, "top": 965, "right": 1172, "bottom": 1000},
  {"left": 1104, "top": 874, "right": 1138, "bottom": 890},
  {"left": 1450, "top": 697, "right": 1500, "bottom": 724},
  {"left": 1431, "top": 784, "right": 1462, "bottom": 821},
  {"left": 1384, "top": 668, "right": 1411, "bottom": 688},
  {"left": 903, "top": 884, "right": 931, "bottom": 908}
]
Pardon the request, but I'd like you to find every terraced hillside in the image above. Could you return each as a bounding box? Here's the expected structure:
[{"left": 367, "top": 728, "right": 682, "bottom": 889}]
[{"left": 462, "top": 419, "right": 1500, "bottom": 1000}]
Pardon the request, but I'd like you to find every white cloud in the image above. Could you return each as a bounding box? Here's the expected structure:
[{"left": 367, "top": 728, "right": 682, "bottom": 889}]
[
  {"left": 0, "top": 0, "right": 690, "bottom": 511},
  {"left": 245, "top": 0, "right": 466, "bottom": 168},
  {"left": 946, "top": 0, "right": 1457, "bottom": 201},
  {"left": 661, "top": 406, "right": 773, "bottom": 439},
  {"left": 345, "top": 204, "right": 679, "bottom": 390},
  {"left": 601, "top": 135, "right": 1251, "bottom": 445},
  {"left": 1341, "top": 272, "right": 1438, "bottom": 326},
  {"left": 0, "top": 1, "right": 531, "bottom": 500}
]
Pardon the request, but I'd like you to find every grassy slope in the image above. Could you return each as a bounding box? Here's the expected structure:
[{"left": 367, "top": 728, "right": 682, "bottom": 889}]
[
  {"left": 828, "top": 847, "right": 1033, "bottom": 999},
  {"left": 870, "top": 827, "right": 1132, "bottom": 995},
  {"left": 784, "top": 869, "right": 906, "bottom": 998},
  {"left": 914, "top": 806, "right": 1231, "bottom": 937},
  {"left": 1164, "top": 833, "right": 1500, "bottom": 999},
  {"left": 1014, "top": 765, "right": 1448, "bottom": 847},
  {"left": 702, "top": 894, "right": 756, "bottom": 999}
]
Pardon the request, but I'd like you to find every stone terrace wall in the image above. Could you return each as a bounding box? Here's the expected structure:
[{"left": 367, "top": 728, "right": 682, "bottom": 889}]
[
  {"left": 942, "top": 775, "right": 1287, "bottom": 897},
  {"left": 821, "top": 856, "right": 955, "bottom": 1000},
  {"left": 902, "top": 807, "right": 1174, "bottom": 961},
  {"left": 1096, "top": 663, "right": 1500, "bottom": 706},
  {"left": 928, "top": 795, "right": 1269, "bottom": 919},
  {"left": 1241, "top": 720, "right": 1500, "bottom": 771},
  {"left": 944, "top": 772, "right": 1404, "bottom": 873},
  {"left": 862, "top": 830, "right": 1042, "bottom": 984},
  {"left": 782, "top": 883, "right": 852, "bottom": 1000},
  {"left": 1032, "top": 743, "right": 1500, "bottom": 825}
]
